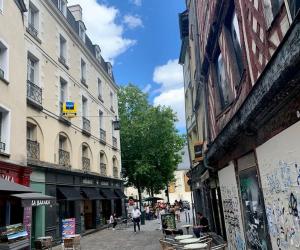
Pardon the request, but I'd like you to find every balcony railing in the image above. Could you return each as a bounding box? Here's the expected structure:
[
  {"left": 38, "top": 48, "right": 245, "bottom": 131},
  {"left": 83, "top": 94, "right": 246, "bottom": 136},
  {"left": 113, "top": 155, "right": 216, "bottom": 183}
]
[
  {"left": 0, "top": 68, "right": 4, "bottom": 79},
  {"left": 58, "top": 149, "right": 70, "bottom": 167},
  {"left": 27, "top": 80, "right": 42, "bottom": 106},
  {"left": 28, "top": 23, "right": 38, "bottom": 37},
  {"left": 82, "top": 117, "right": 91, "bottom": 134},
  {"left": 82, "top": 157, "right": 90, "bottom": 172},
  {"left": 113, "top": 167, "right": 118, "bottom": 178},
  {"left": 112, "top": 136, "right": 117, "bottom": 150},
  {"left": 100, "top": 129, "right": 106, "bottom": 144},
  {"left": 27, "top": 139, "right": 40, "bottom": 160},
  {"left": 0, "top": 141, "right": 5, "bottom": 152},
  {"left": 100, "top": 163, "right": 107, "bottom": 176}
]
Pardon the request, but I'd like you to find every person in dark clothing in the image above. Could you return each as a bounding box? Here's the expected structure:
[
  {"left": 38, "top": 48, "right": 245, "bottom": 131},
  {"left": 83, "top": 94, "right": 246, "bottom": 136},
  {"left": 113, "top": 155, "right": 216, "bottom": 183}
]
[{"left": 193, "top": 212, "right": 210, "bottom": 238}]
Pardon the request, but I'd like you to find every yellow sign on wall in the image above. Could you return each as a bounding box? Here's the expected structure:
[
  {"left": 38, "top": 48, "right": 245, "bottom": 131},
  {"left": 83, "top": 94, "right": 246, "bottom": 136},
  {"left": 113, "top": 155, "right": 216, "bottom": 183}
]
[{"left": 63, "top": 101, "right": 77, "bottom": 118}]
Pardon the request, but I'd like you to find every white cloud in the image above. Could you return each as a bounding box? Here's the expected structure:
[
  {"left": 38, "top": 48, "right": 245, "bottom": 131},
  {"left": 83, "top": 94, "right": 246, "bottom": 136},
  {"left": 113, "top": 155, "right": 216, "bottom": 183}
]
[
  {"left": 123, "top": 15, "right": 143, "bottom": 29},
  {"left": 152, "top": 59, "right": 185, "bottom": 130},
  {"left": 153, "top": 59, "right": 183, "bottom": 91},
  {"left": 129, "top": 0, "right": 142, "bottom": 6},
  {"left": 68, "top": 0, "right": 136, "bottom": 63}
]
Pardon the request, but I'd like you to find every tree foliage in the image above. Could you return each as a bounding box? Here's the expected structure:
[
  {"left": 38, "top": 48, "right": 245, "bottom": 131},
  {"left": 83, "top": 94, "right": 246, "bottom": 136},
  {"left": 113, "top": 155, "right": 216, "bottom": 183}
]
[{"left": 118, "top": 84, "right": 185, "bottom": 197}]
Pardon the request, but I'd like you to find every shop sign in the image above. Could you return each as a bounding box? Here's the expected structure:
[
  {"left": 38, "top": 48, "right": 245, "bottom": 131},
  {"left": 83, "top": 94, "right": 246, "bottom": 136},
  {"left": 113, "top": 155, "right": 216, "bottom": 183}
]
[
  {"left": 194, "top": 141, "right": 204, "bottom": 162},
  {"left": 82, "top": 178, "right": 93, "bottom": 185},
  {"left": 31, "top": 200, "right": 52, "bottom": 207},
  {"left": 0, "top": 174, "right": 15, "bottom": 183}
]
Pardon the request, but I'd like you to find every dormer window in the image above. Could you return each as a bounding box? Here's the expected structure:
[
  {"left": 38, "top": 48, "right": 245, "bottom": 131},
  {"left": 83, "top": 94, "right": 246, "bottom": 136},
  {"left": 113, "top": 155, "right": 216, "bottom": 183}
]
[
  {"left": 95, "top": 46, "right": 101, "bottom": 62},
  {"left": 79, "top": 22, "right": 86, "bottom": 43},
  {"left": 58, "top": 0, "right": 67, "bottom": 17},
  {"left": 106, "top": 62, "right": 112, "bottom": 77}
]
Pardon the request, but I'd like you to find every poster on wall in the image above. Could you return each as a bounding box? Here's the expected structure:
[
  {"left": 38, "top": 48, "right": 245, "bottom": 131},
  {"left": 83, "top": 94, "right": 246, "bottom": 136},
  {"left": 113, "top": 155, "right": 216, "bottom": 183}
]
[
  {"left": 23, "top": 207, "right": 32, "bottom": 240},
  {"left": 62, "top": 218, "right": 75, "bottom": 238}
]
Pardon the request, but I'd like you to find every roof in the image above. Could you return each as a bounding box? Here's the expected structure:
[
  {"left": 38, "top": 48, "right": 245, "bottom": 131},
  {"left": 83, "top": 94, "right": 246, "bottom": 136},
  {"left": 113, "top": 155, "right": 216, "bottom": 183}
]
[{"left": 177, "top": 145, "right": 190, "bottom": 170}]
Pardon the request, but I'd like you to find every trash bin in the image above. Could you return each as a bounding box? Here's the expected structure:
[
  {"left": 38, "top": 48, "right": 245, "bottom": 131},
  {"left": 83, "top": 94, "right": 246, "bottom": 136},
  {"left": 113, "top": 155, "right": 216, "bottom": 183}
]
[{"left": 141, "top": 211, "right": 145, "bottom": 225}]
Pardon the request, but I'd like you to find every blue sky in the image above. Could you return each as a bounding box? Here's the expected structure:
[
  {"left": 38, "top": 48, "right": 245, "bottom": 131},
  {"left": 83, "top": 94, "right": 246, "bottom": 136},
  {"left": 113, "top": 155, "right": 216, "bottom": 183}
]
[{"left": 68, "top": 0, "right": 186, "bottom": 132}]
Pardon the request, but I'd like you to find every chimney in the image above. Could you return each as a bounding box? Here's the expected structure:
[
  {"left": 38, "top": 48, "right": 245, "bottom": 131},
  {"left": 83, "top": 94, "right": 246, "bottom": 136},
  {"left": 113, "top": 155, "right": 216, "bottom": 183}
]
[{"left": 68, "top": 4, "right": 82, "bottom": 22}]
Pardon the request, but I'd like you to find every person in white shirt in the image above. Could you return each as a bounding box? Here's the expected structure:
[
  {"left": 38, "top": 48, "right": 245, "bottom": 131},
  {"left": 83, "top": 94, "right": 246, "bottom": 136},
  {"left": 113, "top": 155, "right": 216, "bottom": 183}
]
[
  {"left": 109, "top": 213, "right": 117, "bottom": 230},
  {"left": 132, "top": 206, "right": 141, "bottom": 233}
]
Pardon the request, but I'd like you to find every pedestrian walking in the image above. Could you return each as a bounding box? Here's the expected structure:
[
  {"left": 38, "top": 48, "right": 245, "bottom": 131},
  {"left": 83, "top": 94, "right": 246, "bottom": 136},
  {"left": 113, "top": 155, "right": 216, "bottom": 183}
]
[
  {"left": 110, "top": 213, "right": 117, "bottom": 230},
  {"left": 132, "top": 206, "right": 141, "bottom": 233}
]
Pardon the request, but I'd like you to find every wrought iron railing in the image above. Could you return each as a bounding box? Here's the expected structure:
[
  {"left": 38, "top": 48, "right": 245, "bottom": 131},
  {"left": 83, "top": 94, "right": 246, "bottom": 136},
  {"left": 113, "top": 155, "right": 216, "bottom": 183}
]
[
  {"left": 82, "top": 157, "right": 90, "bottom": 172},
  {"left": 27, "top": 80, "right": 42, "bottom": 106},
  {"left": 28, "top": 23, "right": 38, "bottom": 37},
  {"left": 82, "top": 117, "right": 91, "bottom": 133},
  {"left": 0, "top": 141, "right": 5, "bottom": 152},
  {"left": 100, "top": 129, "right": 106, "bottom": 143},
  {"left": 58, "top": 149, "right": 70, "bottom": 167},
  {"left": 0, "top": 68, "right": 4, "bottom": 79},
  {"left": 100, "top": 163, "right": 107, "bottom": 176},
  {"left": 27, "top": 139, "right": 40, "bottom": 160},
  {"left": 113, "top": 167, "right": 118, "bottom": 178},
  {"left": 112, "top": 136, "right": 117, "bottom": 149}
]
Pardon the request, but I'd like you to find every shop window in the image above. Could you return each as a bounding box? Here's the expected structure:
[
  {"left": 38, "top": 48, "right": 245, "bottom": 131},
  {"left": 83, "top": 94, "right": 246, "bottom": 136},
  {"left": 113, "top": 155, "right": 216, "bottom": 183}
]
[
  {"left": 224, "top": 6, "right": 244, "bottom": 78},
  {"left": 28, "top": 2, "right": 39, "bottom": 37},
  {"left": 0, "top": 40, "right": 8, "bottom": 82},
  {"left": 0, "top": 107, "right": 10, "bottom": 154},
  {"left": 215, "top": 50, "right": 231, "bottom": 109}
]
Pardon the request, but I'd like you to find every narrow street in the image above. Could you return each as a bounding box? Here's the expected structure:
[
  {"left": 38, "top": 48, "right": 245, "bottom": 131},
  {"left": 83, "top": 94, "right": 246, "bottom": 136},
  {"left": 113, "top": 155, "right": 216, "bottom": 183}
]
[{"left": 53, "top": 211, "right": 193, "bottom": 250}]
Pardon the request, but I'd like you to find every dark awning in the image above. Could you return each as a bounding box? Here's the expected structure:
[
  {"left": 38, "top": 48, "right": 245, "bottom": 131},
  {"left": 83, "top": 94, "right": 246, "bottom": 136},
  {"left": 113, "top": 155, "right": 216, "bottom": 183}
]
[
  {"left": 114, "top": 189, "right": 127, "bottom": 199},
  {"left": 0, "top": 178, "right": 36, "bottom": 193},
  {"left": 81, "top": 188, "right": 103, "bottom": 200},
  {"left": 57, "top": 186, "right": 82, "bottom": 201},
  {"left": 100, "top": 189, "right": 118, "bottom": 199},
  {"left": 11, "top": 193, "right": 56, "bottom": 207}
]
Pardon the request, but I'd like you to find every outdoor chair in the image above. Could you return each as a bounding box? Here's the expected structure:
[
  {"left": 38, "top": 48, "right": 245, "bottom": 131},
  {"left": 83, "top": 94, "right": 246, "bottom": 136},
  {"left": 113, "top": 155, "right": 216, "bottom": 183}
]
[{"left": 211, "top": 243, "right": 227, "bottom": 250}]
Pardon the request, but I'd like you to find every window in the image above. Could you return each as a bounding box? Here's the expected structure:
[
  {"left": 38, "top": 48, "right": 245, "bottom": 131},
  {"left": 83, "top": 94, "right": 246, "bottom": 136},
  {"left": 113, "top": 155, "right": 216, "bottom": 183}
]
[
  {"left": 0, "top": 41, "right": 8, "bottom": 81},
  {"left": 225, "top": 8, "right": 244, "bottom": 77},
  {"left": 59, "top": 35, "right": 67, "bottom": 63},
  {"left": 98, "top": 79, "right": 103, "bottom": 99},
  {"left": 27, "top": 54, "right": 38, "bottom": 85},
  {"left": 26, "top": 124, "right": 35, "bottom": 140},
  {"left": 59, "top": 135, "right": 66, "bottom": 150},
  {"left": 79, "top": 23, "right": 86, "bottom": 42},
  {"left": 82, "top": 144, "right": 88, "bottom": 157},
  {"left": 99, "top": 111, "right": 103, "bottom": 130},
  {"left": 28, "top": 2, "right": 39, "bottom": 36},
  {"left": 0, "top": 107, "right": 10, "bottom": 154},
  {"left": 216, "top": 51, "right": 231, "bottom": 109},
  {"left": 95, "top": 46, "right": 101, "bottom": 61},
  {"left": 60, "top": 78, "right": 67, "bottom": 114},
  {"left": 81, "top": 59, "right": 86, "bottom": 84},
  {"left": 110, "top": 91, "right": 114, "bottom": 110},
  {"left": 0, "top": 0, "right": 3, "bottom": 14},
  {"left": 107, "top": 63, "right": 112, "bottom": 77},
  {"left": 58, "top": 0, "right": 67, "bottom": 16},
  {"left": 82, "top": 96, "right": 87, "bottom": 118}
]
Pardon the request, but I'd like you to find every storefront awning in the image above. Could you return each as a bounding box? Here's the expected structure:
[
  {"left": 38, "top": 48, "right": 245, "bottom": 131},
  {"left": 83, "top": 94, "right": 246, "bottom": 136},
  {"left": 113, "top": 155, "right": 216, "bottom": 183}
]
[
  {"left": 0, "top": 178, "right": 36, "bottom": 193},
  {"left": 114, "top": 189, "right": 127, "bottom": 199},
  {"left": 57, "top": 186, "right": 82, "bottom": 201},
  {"left": 11, "top": 193, "right": 56, "bottom": 207},
  {"left": 100, "top": 189, "right": 118, "bottom": 199},
  {"left": 81, "top": 188, "right": 104, "bottom": 200}
]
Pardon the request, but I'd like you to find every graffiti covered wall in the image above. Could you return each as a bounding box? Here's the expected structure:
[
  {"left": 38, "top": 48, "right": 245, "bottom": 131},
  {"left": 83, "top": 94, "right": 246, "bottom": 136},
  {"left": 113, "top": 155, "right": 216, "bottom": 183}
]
[
  {"left": 256, "top": 121, "right": 300, "bottom": 249},
  {"left": 218, "top": 163, "right": 246, "bottom": 250}
]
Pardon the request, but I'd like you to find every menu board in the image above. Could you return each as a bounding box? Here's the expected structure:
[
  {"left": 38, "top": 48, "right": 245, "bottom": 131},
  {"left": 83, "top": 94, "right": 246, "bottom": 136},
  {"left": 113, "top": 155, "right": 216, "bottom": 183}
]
[
  {"left": 62, "top": 218, "right": 75, "bottom": 238},
  {"left": 161, "top": 213, "right": 176, "bottom": 230}
]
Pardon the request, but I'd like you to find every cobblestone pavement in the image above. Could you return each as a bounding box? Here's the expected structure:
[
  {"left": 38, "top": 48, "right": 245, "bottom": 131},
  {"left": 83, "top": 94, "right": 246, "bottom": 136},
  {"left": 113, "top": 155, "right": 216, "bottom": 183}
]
[{"left": 53, "top": 210, "right": 193, "bottom": 250}]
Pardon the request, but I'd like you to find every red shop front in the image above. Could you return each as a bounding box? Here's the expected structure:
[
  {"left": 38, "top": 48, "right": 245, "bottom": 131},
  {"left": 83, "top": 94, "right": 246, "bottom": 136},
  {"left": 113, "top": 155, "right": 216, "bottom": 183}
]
[{"left": 0, "top": 161, "right": 31, "bottom": 186}]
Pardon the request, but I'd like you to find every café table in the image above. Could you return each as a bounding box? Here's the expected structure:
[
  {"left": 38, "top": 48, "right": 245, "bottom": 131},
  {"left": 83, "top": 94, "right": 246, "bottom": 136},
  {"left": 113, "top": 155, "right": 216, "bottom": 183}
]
[
  {"left": 183, "top": 243, "right": 208, "bottom": 249},
  {"left": 179, "top": 238, "right": 200, "bottom": 244},
  {"left": 181, "top": 224, "right": 193, "bottom": 234},
  {"left": 174, "top": 234, "right": 194, "bottom": 240}
]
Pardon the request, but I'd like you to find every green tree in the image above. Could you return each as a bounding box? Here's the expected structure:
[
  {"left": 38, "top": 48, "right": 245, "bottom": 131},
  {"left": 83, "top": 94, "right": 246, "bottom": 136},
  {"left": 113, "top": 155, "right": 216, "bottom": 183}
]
[{"left": 118, "top": 84, "right": 184, "bottom": 206}]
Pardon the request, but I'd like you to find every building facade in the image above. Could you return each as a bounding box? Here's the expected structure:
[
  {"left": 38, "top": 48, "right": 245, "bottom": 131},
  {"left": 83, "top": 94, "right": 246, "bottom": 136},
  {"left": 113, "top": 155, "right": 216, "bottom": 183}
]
[
  {"left": 22, "top": 0, "right": 124, "bottom": 243},
  {"left": 180, "top": 0, "right": 300, "bottom": 249}
]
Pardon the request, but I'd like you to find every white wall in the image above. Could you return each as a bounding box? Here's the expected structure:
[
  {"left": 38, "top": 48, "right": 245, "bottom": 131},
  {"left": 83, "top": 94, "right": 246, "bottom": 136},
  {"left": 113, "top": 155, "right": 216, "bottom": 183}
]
[
  {"left": 218, "top": 162, "right": 246, "bottom": 250},
  {"left": 256, "top": 120, "right": 300, "bottom": 249}
]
